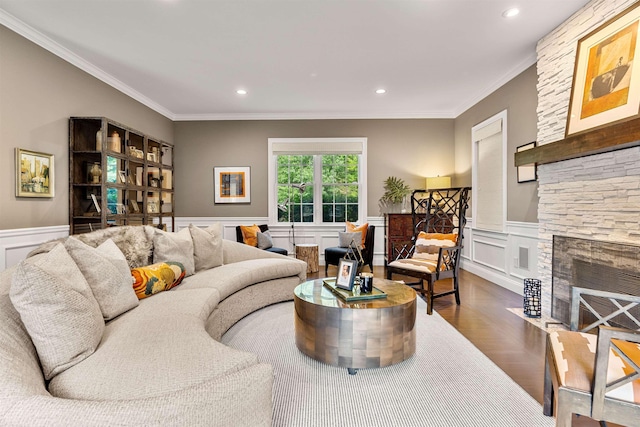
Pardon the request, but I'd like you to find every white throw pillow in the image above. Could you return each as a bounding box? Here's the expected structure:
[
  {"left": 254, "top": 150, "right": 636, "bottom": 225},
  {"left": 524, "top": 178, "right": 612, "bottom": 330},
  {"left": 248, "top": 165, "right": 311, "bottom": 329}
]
[
  {"left": 64, "top": 237, "right": 139, "bottom": 320},
  {"left": 338, "top": 231, "right": 362, "bottom": 248},
  {"left": 153, "top": 228, "right": 195, "bottom": 276},
  {"left": 257, "top": 230, "right": 274, "bottom": 250},
  {"left": 10, "top": 243, "right": 104, "bottom": 380},
  {"left": 189, "top": 223, "right": 223, "bottom": 271}
]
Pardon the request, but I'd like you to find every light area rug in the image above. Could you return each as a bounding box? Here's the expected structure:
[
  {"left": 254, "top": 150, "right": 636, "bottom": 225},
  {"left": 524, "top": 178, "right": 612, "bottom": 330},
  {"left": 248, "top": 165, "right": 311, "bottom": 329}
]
[{"left": 222, "top": 298, "right": 554, "bottom": 427}]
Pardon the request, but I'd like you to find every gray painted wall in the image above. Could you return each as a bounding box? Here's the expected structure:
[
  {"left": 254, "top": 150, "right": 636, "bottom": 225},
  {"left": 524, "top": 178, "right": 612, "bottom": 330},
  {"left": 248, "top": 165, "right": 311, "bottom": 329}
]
[
  {"left": 174, "top": 119, "right": 454, "bottom": 218},
  {"left": 1, "top": 23, "right": 539, "bottom": 230},
  {"left": 0, "top": 26, "right": 174, "bottom": 230},
  {"left": 454, "top": 64, "right": 539, "bottom": 223}
]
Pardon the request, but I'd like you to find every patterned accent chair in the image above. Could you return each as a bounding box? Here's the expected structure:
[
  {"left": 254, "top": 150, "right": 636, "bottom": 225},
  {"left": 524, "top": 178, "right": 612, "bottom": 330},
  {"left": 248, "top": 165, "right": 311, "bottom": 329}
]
[
  {"left": 324, "top": 226, "right": 375, "bottom": 275},
  {"left": 544, "top": 287, "right": 640, "bottom": 426},
  {"left": 386, "top": 187, "right": 470, "bottom": 315}
]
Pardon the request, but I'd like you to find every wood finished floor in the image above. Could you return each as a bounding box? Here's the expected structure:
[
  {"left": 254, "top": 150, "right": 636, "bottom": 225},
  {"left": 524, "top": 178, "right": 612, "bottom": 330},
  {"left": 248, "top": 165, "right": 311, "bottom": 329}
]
[{"left": 310, "top": 266, "right": 611, "bottom": 427}]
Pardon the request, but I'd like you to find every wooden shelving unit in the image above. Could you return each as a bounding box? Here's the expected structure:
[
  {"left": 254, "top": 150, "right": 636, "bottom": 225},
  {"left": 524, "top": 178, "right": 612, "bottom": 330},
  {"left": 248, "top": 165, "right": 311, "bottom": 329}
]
[{"left": 69, "top": 117, "right": 174, "bottom": 234}]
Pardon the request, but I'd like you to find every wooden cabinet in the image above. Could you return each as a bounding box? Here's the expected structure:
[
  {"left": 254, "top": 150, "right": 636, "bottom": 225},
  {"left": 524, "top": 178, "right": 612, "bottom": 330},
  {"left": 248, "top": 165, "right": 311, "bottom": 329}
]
[
  {"left": 384, "top": 213, "right": 414, "bottom": 265},
  {"left": 69, "top": 117, "right": 174, "bottom": 235}
]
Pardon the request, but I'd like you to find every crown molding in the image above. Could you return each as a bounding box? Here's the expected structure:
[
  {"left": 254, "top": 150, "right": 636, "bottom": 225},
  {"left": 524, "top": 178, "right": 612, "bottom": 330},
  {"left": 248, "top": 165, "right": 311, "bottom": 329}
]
[
  {"left": 0, "top": 10, "right": 176, "bottom": 120},
  {"left": 173, "top": 110, "right": 456, "bottom": 121}
]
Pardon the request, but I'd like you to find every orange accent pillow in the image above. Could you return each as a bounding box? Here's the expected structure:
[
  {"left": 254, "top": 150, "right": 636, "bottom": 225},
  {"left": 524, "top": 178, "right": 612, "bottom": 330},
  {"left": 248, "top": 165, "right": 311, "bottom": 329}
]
[
  {"left": 240, "top": 224, "right": 261, "bottom": 247},
  {"left": 346, "top": 222, "right": 368, "bottom": 248}
]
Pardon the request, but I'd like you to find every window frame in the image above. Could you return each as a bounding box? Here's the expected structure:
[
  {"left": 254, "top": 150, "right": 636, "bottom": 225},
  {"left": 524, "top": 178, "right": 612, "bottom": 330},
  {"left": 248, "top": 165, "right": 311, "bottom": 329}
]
[{"left": 268, "top": 137, "right": 368, "bottom": 225}]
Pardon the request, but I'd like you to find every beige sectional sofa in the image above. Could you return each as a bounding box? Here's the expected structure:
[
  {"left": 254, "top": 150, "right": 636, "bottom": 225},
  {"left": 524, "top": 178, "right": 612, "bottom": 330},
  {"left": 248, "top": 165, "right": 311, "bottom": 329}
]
[{"left": 0, "top": 225, "right": 306, "bottom": 426}]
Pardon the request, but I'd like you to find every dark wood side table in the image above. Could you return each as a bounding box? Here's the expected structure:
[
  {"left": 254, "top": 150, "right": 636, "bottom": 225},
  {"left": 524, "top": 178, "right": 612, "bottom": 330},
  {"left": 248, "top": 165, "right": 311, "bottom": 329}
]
[
  {"left": 293, "top": 278, "right": 417, "bottom": 374},
  {"left": 384, "top": 213, "right": 414, "bottom": 265}
]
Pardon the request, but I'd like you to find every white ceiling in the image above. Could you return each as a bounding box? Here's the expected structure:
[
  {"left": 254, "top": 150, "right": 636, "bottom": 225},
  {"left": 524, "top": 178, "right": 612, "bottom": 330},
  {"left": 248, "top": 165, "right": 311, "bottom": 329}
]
[{"left": 0, "top": 0, "right": 591, "bottom": 121}]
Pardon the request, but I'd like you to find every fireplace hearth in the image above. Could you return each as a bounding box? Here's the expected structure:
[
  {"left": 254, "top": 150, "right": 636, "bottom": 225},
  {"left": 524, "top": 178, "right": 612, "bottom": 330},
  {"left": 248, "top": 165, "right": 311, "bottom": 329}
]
[{"left": 552, "top": 235, "right": 640, "bottom": 329}]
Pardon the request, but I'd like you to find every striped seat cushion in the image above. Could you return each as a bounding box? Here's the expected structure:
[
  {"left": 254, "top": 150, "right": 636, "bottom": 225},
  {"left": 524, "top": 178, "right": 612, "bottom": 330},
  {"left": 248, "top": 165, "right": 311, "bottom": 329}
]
[
  {"left": 548, "top": 330, "right": 640, "bottom": 403},
  {"left": 388, "top": 232, "right": 457, "bottom": 274}
]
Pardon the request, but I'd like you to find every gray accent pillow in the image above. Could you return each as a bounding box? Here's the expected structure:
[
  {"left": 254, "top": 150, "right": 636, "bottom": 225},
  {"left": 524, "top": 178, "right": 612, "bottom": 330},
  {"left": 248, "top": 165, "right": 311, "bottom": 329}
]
[
  {"left": 10, "top": 243, "right": 104, "bottom": 380},
  {"left": 64, "top": 237, "right": 138, "bottom": 320},
  {"left": 153, "top": 228, "right": 195, "bottom": 276},
  {"left": 338, "top": 231, "right": 362, "bottom": 248},
  {"left": 189, "top": 223, "right": 223, "bottom": 271},
  {"left": 257, "top": 230, "right": 274, "bottom": 250}
]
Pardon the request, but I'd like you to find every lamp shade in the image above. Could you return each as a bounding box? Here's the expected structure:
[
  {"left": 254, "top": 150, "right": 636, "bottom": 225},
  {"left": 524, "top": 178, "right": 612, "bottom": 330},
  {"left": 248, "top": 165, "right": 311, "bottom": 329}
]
[{"left": 426, "top": 176, "right": 451, "bottom": 190}]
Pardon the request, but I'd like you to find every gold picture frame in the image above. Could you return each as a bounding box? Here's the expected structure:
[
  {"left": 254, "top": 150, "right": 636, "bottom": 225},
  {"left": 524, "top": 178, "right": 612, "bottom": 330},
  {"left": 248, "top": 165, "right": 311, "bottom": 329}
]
[
  {"left": 16, "top": 148, "right": 54, "bottom": 198},
  {"left": 566, "top": 2, "right": 640, "bottom": 136},
  {"left": 214, "top": 166, "right": 251, "bottom": 204}
]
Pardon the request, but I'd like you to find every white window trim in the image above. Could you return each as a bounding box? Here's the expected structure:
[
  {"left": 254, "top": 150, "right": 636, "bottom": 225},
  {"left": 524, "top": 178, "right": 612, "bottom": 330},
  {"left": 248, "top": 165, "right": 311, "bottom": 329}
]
[
  {"left": 471, "top": 110, "right": 507, "bottom": 232},
  {"left": 267, "top": 137, "right": 368, "bottom": 225}
]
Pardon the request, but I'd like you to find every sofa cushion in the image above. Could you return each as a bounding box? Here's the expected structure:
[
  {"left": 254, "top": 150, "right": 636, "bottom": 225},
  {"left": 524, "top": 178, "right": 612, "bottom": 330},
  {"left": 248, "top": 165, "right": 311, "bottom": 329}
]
[
  {"left": 413, "top": 232, "right": 457, "bottom": 260},
  {"left": 48, "top": 289, "right": 262, "bottom": 401},
  {"left": 257, "top": 230, "right": 274, "bottom": 250},
  {"left": 64, "top": 237, "right": 139, "bottom": 320},
  {"left": 153, "top": 228, "right": 195, "bottom": 276},
  {"left": 131, "top": 262, "right": 186, "bottom": 299},
  {"left": 75, "top": 225, "right": 155, "bottom": 268},
  {"left": 346, "top": 221, "right": 368, "bottom": 248},
  {"left": 240, "top": 224, "right": 260, "bottom": 247},
  {"left": 189, "top": 223, "right": 223, "bottom": 271},
  {"left": 9, "top": 244, "right": 104, "bottom": 380},
  {"left": 338, "top": 231, "right": 362, "bottom": 248}
]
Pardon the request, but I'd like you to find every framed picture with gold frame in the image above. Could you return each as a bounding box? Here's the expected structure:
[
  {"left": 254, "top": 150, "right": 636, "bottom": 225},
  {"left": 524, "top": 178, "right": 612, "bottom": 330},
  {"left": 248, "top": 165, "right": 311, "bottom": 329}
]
[
  {"left": 566, "top": 2, "right": 640, "bottom": 136},
  {"left": 214, "top": 166, "right": 251, "bottom": 204},
  {"left": 15, "top": 148, "right": 54, "bottom": 198}
]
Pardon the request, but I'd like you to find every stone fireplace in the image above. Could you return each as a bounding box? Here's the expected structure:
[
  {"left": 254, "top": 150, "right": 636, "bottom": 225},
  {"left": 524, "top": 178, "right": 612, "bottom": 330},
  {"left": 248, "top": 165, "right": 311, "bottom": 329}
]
[{"left": 533, "top": 0, "right": 640, "bottom": 317}]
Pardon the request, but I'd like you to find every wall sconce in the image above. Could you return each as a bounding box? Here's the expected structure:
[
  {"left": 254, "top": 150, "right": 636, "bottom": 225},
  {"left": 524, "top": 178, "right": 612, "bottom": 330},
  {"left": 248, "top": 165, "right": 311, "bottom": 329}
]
[{"left": 425, "top": 176, "right": 451, "bottom": 190}]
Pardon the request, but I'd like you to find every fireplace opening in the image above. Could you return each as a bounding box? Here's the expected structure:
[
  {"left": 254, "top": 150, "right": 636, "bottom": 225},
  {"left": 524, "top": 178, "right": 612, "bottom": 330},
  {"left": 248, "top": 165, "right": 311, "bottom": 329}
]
[{"left": 551, "top": 235, "right": 640, "bottom": 329}]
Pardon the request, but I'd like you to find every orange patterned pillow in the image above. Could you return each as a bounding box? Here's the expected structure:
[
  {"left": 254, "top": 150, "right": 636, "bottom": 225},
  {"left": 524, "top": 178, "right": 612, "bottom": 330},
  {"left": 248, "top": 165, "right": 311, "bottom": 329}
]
[
  {"left": 240, "top": 224, "right": 261, "bottom": 247},
  {"left": 346, "top": 222, "right": 368, "bottom": 248},
  {"left": 131, "top": 262, "right": 186, "bottom": 299}
]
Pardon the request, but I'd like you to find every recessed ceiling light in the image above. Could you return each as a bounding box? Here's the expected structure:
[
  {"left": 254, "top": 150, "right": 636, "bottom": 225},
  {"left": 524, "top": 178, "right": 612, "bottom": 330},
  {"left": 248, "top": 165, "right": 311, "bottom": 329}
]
[
  {"left": 502, "top": 8, "right": 520, "bottom": 18},
  {"left": 375, "top": 89, "right": 386, "bottom": 94},
  {"left": 236, "top": 89, "right": 247, "bottom": 95}
]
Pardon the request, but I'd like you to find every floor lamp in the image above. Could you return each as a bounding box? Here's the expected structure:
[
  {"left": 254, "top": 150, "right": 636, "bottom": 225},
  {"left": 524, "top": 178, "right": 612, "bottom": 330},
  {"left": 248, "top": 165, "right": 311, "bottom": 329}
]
[{"left": 277, "top": 183, "right": 306, "bottom": 255}]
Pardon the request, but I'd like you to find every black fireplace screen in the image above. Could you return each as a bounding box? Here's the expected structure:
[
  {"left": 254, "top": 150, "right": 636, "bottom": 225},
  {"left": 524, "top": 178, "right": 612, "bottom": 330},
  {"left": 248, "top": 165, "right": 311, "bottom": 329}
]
[{"left": 552, "top": 236, "right": 640, "bottom": 329}]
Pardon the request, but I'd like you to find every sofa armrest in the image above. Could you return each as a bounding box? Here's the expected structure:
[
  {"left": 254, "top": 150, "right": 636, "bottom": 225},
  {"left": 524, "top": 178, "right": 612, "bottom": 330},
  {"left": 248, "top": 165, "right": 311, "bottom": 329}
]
[{"left": 2, "top": 363, "right": 273, "bottom": 427}]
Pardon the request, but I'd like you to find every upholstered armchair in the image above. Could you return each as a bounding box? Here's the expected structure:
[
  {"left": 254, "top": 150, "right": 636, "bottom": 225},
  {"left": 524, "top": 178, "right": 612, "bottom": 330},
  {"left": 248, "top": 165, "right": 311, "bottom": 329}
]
[
  {"left": 235, "top": 224, "right": 288, "bottom": 256},
  {"left": 386, "top": 187, "right": 470, "bottom": 315},
  {"left": 324, "top": 225, "right": 375, "bottom": 275},
  {"left": 544, "top": 286, "right": 640, "bottom": 426}
]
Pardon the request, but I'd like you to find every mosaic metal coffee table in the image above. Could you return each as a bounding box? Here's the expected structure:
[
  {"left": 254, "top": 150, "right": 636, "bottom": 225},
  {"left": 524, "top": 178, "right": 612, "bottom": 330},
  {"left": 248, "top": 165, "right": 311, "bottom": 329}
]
[{"left": 293, "top": 278, "right": 416, "bottom": 374}]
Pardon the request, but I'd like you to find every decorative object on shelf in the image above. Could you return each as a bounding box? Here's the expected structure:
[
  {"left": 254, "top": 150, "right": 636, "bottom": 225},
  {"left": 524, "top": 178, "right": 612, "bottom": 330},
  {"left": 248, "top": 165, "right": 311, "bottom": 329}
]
[
  {"left": 107, "top": 131, "right": 121, "bottom": 152},
  {"left": 214, "top": 166, "right": 251, "bottom": 204},
  {"left": 336, "top": 258, "right": 358, "bottom": 290},
  {"left": 523, "top": 278, "right": 541, "bottom": 318},
  {"left": 87, "top": 162, "right": 102, "bottom": 184},
  {"left": 15, "top": 148, "right": 54, "bottom": 198},
  {"left": 379, "top": 176, "right": 411, "bottom": 214},
  {"left": 95, "top": 130, "right": 102, "bottom": 151},
  {"left": 516, "top": 142, "right": 537, "bottom": 183},
  {"left": 566, "top": 1, "right": 640, "bottom": 137}
]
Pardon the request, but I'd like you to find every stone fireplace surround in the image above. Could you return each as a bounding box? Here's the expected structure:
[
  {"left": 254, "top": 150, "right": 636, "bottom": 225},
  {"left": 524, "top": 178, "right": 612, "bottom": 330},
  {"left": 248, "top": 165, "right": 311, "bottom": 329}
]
[{"left": 535, "top": 0, "right": 640, "bottom": 317}]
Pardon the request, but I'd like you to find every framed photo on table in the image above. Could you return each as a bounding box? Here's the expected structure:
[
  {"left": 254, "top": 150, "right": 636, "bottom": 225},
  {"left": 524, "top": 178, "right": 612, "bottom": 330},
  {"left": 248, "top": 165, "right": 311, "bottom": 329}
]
[
  {"left": 336, "top": 258, "right": 358, "bottom": 291},
  {"left": 214, "top": 166, "right": 250, "bottom": 203},
  {"left": 566, "top": 2, "right": 640, "bottom": 136},
  {"left": 15, "top": 148, "right": 54, "bottom": 198}
]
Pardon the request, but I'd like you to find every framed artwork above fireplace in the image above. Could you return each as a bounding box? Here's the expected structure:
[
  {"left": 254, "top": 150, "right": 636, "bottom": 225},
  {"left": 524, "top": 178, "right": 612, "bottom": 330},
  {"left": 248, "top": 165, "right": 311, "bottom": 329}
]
[{"left": 566, "top": 1, "right": 640, "bottom": 137}]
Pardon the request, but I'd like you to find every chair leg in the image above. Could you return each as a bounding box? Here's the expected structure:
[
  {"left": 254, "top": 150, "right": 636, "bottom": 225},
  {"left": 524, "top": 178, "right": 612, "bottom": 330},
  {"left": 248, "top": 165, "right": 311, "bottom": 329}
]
[
  {"left": 426, "top": 279, "right": 434, "bottom": 315},
  {"left": 555, "top": 393, "right": 573, "bottom": 427},
  {"left": 325, "top": 263, "right": 329, "bottom": 275},
  {"left": 453, "top": 275, "right": 461, "bottom": 306},
  {"left": 386, "top": 268, "right": 392, "bottom": 280}
]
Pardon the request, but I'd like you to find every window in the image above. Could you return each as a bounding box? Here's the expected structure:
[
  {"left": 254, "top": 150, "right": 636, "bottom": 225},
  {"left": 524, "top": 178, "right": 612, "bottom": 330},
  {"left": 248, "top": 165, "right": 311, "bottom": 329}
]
[{"left": 268, "top": 138, "right": 367, "bottom": 225}]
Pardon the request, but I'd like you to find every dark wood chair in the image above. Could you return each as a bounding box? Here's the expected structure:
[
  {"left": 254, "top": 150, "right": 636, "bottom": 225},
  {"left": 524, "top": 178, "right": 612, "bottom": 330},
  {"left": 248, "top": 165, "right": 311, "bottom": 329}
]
[
  {"left": 543, "top": 286, "right": 640, "bottom": 426},
  {"left": 324, "top": 225, "right": 375, "bottom": 275},
  {"left": 386, "top": 187, "right": 470, "bottom": 315},
  {"left": 235, "top": 224, "right": 288, "bottom": 256}
]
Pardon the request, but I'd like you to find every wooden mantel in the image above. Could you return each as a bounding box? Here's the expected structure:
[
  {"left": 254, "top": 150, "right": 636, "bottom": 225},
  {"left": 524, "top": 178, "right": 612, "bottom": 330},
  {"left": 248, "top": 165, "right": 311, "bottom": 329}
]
[{"left": 514, "top": 116, "right": 640, "bottom": 167}]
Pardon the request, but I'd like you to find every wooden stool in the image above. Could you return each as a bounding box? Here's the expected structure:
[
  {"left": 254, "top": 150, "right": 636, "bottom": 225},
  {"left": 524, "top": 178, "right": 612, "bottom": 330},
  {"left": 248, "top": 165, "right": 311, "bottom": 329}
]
[{"left": 295, "top": 244, "right": 319, "bottom": 273}]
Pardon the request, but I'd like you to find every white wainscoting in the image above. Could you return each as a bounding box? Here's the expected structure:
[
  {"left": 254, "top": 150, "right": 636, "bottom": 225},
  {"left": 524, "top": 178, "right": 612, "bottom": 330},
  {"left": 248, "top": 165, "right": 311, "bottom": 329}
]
[
  {"left": 0, "top": 225, "right": 70, "bottom": 271},
  {"left": 460, "top": 220, "right": 539, "bottom": 295},
  {"left": 176, "top": 217, "right": 387, "bottom": 267}
]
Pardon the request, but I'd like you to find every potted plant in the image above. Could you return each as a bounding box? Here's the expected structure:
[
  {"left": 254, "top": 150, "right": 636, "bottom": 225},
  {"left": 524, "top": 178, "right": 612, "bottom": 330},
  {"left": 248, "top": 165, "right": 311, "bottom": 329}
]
[{"left": 378, "top": 176, "right": 411, "bottom": 213}]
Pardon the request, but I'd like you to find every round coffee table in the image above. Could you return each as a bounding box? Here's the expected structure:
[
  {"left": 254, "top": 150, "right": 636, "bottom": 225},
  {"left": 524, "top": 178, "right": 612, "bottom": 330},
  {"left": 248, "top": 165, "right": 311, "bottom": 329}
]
[{"left": 293, "top": 278, "right": 416, "bottom": 374}]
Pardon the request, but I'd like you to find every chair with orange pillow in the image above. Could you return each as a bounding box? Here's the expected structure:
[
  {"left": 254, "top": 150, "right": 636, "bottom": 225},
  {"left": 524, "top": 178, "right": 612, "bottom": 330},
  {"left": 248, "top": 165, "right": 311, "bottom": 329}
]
[
  {"left": 235, "top": 224, "right": 288, "bottom": 256},
  {"left": 324, "top": 223, "right": 375, "bottom": 275},
  {"left": 386, "top": 188, "right": 470, "bottom": 314}
]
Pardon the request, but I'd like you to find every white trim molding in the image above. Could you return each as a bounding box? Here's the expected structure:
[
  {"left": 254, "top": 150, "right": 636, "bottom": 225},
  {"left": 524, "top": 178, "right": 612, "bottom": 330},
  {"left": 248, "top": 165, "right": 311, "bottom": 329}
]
[{"left": 0, "top": 225, "right": 69, "bottom": 271}]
